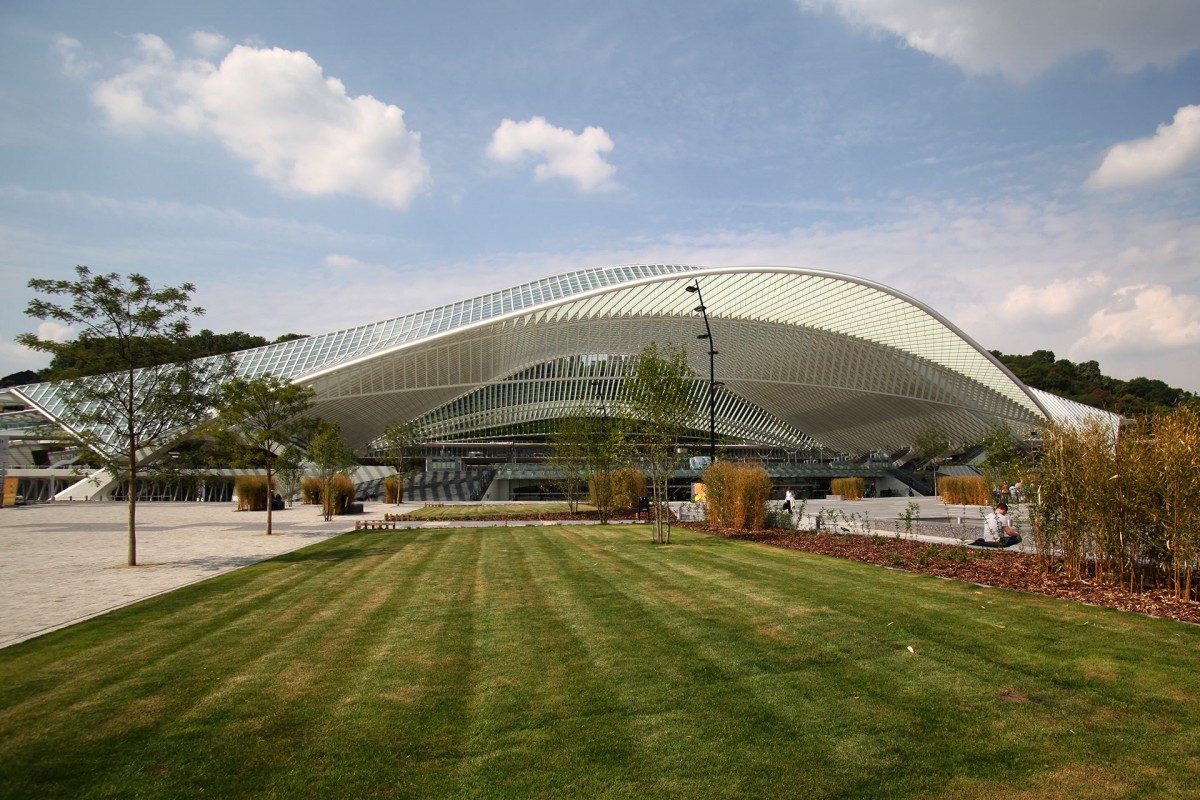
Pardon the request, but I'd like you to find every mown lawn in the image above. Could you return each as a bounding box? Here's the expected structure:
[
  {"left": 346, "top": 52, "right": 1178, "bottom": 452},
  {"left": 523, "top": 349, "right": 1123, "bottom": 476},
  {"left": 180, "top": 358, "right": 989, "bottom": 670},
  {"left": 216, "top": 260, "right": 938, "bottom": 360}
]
[
  {"left": 396, "top": 502, "right": 591, "bottom": 519},
  {"left": 1, "top": 525, "right": 1197, "bottom": 799}
]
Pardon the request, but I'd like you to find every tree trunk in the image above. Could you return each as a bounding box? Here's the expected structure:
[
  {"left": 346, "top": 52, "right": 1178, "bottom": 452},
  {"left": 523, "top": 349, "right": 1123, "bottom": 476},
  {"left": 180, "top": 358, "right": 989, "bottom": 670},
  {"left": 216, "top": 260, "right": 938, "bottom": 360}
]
[
  {"left": 265, "top": 462, "right": 273, "bottom": 535},
  {"left": 127, "top": 464, "right": 138, "bottom": 567}
]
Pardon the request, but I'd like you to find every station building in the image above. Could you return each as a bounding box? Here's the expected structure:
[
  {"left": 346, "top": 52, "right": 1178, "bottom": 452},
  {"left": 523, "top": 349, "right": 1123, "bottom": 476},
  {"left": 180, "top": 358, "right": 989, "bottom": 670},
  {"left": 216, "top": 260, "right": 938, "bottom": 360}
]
[{"left": 1, "top": 264, "right": 1117, "bottom": 503}]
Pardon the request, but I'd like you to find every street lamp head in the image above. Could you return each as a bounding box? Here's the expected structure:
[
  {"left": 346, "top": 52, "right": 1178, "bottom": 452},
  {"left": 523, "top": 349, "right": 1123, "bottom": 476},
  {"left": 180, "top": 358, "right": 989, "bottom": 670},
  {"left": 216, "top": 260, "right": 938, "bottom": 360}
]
[
  {"left": 694, "top": 305, "right": 706, "bottom": 313},
  {"left": 696, "top": 333, "right": 710, "bottom": 340},
  {"left": 685, "top": 284, "right": 699, "bottom": 293}
]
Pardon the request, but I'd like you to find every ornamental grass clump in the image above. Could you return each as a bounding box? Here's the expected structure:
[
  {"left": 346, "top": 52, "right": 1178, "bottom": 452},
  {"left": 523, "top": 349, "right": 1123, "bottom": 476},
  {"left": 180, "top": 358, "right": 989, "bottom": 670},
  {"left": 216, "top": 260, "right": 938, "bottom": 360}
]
[
  {"left": 702, "top": 460, "right": 772, "bottom": 530},
  {"left": 591, "top": 467, "right": 646, "bottom": 511},
  {"left": 939, "top": 476, "right": 990, "bottom": 505},
  {"left": 301, "top": 477, "right": 322, "bottom": 505},
  {"left": 1027, "top": 405, "right": 1200, "bottom": 601},
  {"left": 830, "top": 477, "right": 864, "bottom": 500},
  {"left": 234, "top": 476, "right": 270, "bottom": 511},
  {"left": 384, "top": 476, "right": 404, "bottom": 504},
  {"left": 325, "top": 473, "right": 357, "bottom": 517}
]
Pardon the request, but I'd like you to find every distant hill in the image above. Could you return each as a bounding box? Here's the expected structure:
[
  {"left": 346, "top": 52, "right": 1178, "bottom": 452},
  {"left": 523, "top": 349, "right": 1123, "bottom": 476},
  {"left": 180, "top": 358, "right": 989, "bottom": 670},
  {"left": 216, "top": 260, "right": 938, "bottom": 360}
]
[
  {"left": 1, "top": 330, "right": 307, "bottom": 387},
  {"left": 992, "top": 350, "right": 1193, "bottom": 416}
]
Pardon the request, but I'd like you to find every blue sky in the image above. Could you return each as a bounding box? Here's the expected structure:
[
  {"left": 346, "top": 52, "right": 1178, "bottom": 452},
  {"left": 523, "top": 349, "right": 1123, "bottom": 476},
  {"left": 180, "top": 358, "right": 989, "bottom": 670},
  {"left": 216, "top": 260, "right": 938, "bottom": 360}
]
[{"left": 2, "top": 0, "right": 1199, "bottom": 390}]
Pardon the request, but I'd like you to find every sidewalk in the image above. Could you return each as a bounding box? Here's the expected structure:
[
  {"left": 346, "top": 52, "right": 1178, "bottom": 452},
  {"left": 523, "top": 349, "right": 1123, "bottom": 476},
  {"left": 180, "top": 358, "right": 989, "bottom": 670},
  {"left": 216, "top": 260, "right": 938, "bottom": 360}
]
[
  {"left": 0, "top": 501, "right": 376, "bottom": 648},
  {"left": 0, "top": 496, "right": 1025, "bottom": 649}
]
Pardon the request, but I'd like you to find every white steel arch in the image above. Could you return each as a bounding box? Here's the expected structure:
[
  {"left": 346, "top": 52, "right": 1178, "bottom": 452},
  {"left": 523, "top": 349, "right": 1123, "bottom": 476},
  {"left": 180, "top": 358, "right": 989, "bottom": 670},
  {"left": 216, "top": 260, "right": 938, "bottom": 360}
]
[{"left": 12, "top": 264, "right": 1093, "bottom": 457}]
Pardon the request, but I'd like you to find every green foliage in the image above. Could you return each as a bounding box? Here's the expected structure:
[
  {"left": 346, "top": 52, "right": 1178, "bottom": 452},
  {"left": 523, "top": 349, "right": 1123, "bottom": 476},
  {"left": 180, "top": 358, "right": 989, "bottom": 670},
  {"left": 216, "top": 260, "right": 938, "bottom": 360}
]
[
  {"left": 548, "top": 413, "right": 593, "bottom": 513},
  {"left": 978, "top": 419, "right": 1023, "bottom": 489},
  {"left": 912, "top": 426, "right": 951, "bottom": 470},
  {"left": 18, "top": 266, "right": 234, "bottom": 565},
  {"left": 993, "top": 350, "right": 1193, "bottom": 415},
  {"left": 553, "top": 412, "right": 629, "bottom": 521},
  {"left": 306, "top": 419, "right": 357, "bottom": 521},
  {"left": 273, "top": 444, "right": 306, "bottom": 506},
  {"left": 378, "top": 421, "right": 423, "bottom": 474},
  {"left": 621, "top": 342, "right": 694, "bottom": 544},
  {"left": 35, "top": 328, "right": 307, "bottom": 380},
  {"left": 1028, "top": 406, "right": 1200, "bottom": 600},
  {"left": 377, "top": 421, "right": 423, "bottom": 504},
  {"left": 211, "top": 374, "right": 316, "bottom": 534}
]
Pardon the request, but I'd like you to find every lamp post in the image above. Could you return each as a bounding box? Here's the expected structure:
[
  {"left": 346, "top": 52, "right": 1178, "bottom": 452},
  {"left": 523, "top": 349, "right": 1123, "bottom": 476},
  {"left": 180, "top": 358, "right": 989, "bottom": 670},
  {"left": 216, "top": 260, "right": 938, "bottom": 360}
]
[{"left": 685, "top": 280, "right": 718, "bottom": 464}]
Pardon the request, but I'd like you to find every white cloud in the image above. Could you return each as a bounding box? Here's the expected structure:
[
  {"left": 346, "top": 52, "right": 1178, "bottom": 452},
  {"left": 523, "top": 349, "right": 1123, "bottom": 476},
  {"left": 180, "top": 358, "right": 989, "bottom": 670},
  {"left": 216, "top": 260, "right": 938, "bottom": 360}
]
[
  {"left": 53, "top": 34, "right": 99, "bottom": 78},
  {"left": 800, "top": 0, "right": 1200, "bottom": 81},
  {"left": 0, "top": 323, "right": 73, "bottom": 377},
  {"left": 88, "top": 35, "right": 430, "bottom": 208},
  {"left": 1074, "top": 284, "right": 1200, "bottom": 353},
  {"left": 323, "top": 253, "right": 361, "bottom": 270},
  {"left": 487, "top": 117, "right": 616, "bottom": 192},
  {"left": 36, "top": 321, "right": 75, "bottom": 344},
  {"left": 997, "top": 274, "right": 1110, "bottom": 319},
  {"left": 190, "top": 31, "right": 230, "bottom": 57},
  {"left": 1087, "top": 105, "right": 1200, "bottom": 190}
]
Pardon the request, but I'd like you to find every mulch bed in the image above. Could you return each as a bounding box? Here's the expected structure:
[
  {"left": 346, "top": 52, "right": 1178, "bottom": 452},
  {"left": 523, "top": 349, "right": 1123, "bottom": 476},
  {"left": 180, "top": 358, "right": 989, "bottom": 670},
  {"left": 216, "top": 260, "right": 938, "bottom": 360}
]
[{"left": 701, "top": 527, "right": 1200, "bottom": 625}]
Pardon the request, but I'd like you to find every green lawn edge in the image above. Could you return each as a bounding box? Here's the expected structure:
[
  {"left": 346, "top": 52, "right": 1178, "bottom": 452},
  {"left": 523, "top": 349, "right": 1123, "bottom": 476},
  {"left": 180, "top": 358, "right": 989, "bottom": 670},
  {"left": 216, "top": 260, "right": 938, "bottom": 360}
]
[{"left": 1, "top": 525, "right": 1196, "bottom": 799}]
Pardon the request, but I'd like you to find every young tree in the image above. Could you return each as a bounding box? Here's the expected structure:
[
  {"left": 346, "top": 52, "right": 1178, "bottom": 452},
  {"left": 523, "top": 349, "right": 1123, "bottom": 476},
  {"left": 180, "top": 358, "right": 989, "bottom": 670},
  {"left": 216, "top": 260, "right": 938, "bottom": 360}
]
[
  {"left": 377, "top": 420, "right": 423, "bottom": 505},
  {"left": 548, "top": 414, "right": 592, "bottom": 513},
  {"left": 912, "top": 425, "right": 951, "bottom": 496},
  {"left": 978, "top": 420, "right": 1024, "bottom": 495},
  {"left": 622, "top": 342, "right": 695, "bottom": 543},
  {"left": 273, "top": 444, "right": 307, "bottom": 508},
  {"left": 307, "top": 419, "right": 357, "bottom": 521},
  {"left": 584, "top": 412, "right": 630, "bottom": 524},
  {"left": 211, "top": 374, "right": 316, "bottom": 535},
  {"left": 18, "top": 266, "right": 232, "bottom": 566}
]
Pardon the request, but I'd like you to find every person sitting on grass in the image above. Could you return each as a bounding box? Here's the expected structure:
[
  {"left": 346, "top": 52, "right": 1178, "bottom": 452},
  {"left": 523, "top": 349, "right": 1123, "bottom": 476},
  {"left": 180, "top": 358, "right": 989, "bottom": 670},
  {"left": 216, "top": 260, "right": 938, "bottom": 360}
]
[{"left": 971, "top": 502, "right": 1022, "bottom": 548}]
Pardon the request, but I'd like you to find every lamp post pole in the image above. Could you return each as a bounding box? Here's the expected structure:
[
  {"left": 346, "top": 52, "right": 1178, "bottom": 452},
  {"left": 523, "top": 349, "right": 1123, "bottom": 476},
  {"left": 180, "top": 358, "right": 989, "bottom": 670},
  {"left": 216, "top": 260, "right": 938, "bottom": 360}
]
[{"left": 685, "top": 280, "right": 717, "bottom": 464}]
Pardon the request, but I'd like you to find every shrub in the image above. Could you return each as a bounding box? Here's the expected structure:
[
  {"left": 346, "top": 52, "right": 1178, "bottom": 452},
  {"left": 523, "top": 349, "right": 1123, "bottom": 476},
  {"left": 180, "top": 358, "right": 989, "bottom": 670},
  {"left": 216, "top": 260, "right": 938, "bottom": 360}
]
[
  {"left": 702, "top": 460, "right": 773, "bottom": 530},
  {"left": 301, "top": 477, "right": 322, "bottom": 505},
  {"left": 830, "top": 477, "right": 864, "bottom": 500},
  {"left": 234, "top": 475, "right": 270, "bottom": 511},
  {"left": 384, "top": 476, "right": 404, "bottom": 504},
  {"left": 939, "top": 475, "right": 990, "bottom": 505},
  {"left": 1028, "top": 406, "right": 1200, "bottom": 601},
  {"left": 325, "top": 473, "right": 357, "bottom": 516},
  {"left": 592, "top": 467, "right": 646, "bottom": 511}
]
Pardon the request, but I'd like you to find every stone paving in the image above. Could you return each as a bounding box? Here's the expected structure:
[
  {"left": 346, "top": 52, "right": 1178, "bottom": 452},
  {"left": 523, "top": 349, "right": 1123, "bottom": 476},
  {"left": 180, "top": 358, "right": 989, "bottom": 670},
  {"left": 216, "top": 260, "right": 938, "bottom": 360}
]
[
  {"left": 0, "top": 500, "right": 379, "bottom": 648},
  {"left": 0, "top": 495, "right": 1024, "bottom": 649}
]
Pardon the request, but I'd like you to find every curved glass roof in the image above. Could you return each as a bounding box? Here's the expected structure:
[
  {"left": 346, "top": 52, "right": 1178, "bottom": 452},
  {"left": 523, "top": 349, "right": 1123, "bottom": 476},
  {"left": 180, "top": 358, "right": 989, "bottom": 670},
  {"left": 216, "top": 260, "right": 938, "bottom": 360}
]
[{"left": 13, "top": 263, "right": 1113, "bottom": 456}]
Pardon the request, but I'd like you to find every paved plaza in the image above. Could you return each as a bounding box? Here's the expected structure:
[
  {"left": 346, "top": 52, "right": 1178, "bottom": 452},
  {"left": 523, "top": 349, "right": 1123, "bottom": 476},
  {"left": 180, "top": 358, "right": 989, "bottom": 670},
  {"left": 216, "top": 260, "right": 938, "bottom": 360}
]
[
  {"left": 0, "top": 500, "right": 372, "bottom": 648},
  {"left": 0, "top": 495, "right": 1014, "bottom": 649}
]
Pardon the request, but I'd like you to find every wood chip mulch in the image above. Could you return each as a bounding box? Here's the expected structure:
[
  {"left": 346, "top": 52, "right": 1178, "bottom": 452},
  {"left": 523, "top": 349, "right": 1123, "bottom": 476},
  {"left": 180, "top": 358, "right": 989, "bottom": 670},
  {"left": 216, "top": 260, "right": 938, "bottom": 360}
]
[{"left": 700, "top": 527, "right": 1200, "bottom": 625}]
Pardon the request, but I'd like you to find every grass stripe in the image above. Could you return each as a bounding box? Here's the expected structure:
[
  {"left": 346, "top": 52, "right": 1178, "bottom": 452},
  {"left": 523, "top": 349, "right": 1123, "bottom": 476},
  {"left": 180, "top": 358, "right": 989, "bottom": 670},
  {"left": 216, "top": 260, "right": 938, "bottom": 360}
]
[{"left": 1, "top": 525, "right": 1197, "bottom": 798}]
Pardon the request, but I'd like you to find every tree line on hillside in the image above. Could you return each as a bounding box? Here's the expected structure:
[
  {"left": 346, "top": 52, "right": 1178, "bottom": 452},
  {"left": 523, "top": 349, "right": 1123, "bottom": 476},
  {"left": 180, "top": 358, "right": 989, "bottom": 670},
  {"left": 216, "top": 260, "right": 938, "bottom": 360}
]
[
  {"left": 1, "top": 329, "right": 307, "bottom": 388},
  {"left": 992, "top": 350, "right": 1194, "bottom": 416}
]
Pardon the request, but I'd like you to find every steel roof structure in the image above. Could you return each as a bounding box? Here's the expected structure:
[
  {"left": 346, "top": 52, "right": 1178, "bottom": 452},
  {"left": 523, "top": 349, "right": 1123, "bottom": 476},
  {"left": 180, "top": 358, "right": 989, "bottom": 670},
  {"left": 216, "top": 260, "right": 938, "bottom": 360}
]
[{"left": 9, "top": 264, "right": 1116, "bottom": 460}]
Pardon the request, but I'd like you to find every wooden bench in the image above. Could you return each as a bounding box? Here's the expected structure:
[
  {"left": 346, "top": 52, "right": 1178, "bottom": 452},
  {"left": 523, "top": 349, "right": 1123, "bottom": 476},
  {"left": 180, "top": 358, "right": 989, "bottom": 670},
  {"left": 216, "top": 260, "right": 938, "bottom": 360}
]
[
  {"left": 424, "top": 502, "right": 445, "bottom": 508},
  {"left": 355, "top": 520, "right": 397, "bottom": 531}
]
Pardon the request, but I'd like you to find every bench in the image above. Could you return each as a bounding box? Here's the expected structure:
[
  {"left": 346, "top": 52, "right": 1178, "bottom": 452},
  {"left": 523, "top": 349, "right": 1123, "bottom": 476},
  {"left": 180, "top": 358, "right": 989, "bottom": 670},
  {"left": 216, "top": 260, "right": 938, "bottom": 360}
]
[{"left": 354, "top": 520, "right": 397, "bottom": 531}]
